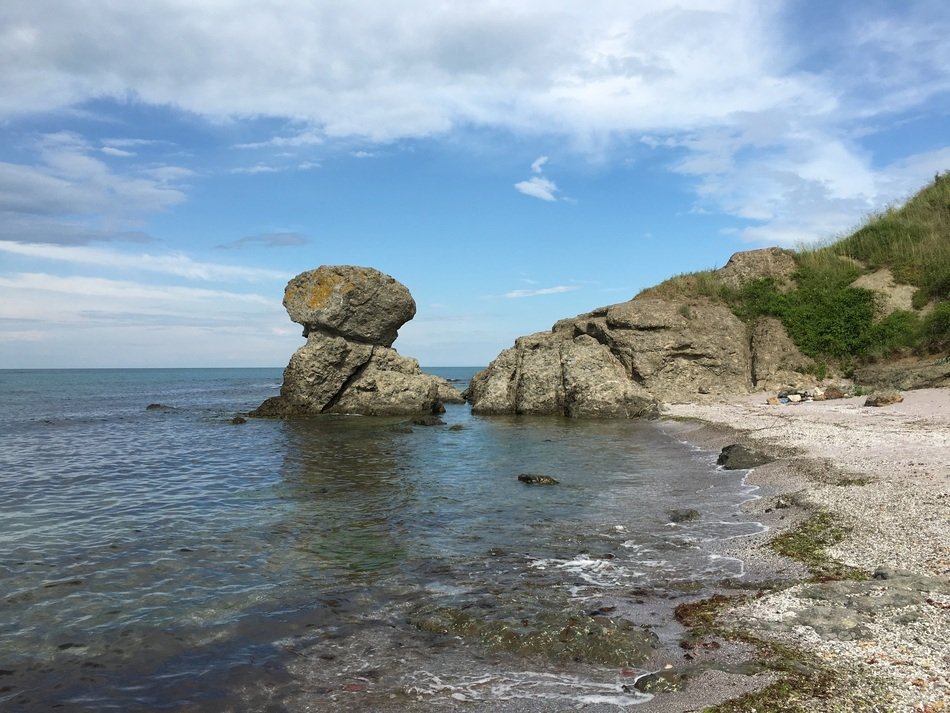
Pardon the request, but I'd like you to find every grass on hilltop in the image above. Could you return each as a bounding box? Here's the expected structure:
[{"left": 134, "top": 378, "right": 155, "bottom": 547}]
[{"left": 638, "top": 173, "right": 950, "bottom": 362}]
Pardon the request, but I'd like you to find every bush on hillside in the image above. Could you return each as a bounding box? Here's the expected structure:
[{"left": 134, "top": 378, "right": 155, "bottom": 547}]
[
  {"left": 633, "top": 176, "right": 949, "bottom": 363},
  {"left": 922, "top": 302, "right": 950, "bottom": 352}
]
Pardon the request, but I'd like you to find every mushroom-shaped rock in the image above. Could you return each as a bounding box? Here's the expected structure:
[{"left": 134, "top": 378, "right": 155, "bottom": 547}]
[
  {"left": 253, "top": 266, "right": 461, "bottom": 418},
  {"left": 283, "top": 265, "right": 415, "bottom": 346}
]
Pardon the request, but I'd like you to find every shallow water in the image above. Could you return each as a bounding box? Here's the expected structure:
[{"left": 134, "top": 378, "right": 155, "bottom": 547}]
[{"left": 0, "top": 368, "right": 763, "bottom": 711}]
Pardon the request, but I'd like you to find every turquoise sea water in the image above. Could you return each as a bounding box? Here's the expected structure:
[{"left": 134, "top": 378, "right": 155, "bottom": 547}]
[{"left": 0, "top": 368, "right": 762, "bottom": 711}]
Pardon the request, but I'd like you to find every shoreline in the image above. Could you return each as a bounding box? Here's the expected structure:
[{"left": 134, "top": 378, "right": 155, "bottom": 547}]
[{"left": 652, "top": 387, "right": 950, "bottom": 712}]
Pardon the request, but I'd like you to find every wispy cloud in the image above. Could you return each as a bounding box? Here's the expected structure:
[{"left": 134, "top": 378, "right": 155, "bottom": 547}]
[
  {"left": 0, "top": 242, "right": 288, "bottom": 282},
  {"left": 215, "top": 232, "right": 308, "bottom": 250},
  {"left": 230, "top": 164, "right": 280, "bottom": 175},
  {"left": 0, "top": 131, "right": 189, "bottom": 245},
  {"left": 0, "top": 273, "right": 274, "bottom": 306},
  {"left": 100, "top": 146, "right": 135, "bottom": 157},
  {"left": 504, "top": 285, "right": 579, "bottom": 298}
]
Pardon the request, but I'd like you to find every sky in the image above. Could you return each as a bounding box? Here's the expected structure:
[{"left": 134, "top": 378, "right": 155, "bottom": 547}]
[{"left": 1, "top": 1, "right": 949, "bottom": 368}]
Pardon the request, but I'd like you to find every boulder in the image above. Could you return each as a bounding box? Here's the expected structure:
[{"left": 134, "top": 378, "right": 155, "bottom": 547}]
[
  {"left": 716, "top": 444, "right": 772, "bottom": 470},
  {"left": 863, "top": 390, "right": 904, "bottom": 408},
  {"left": 253, "top": 266, "right": 461, "bottom": 417},
  {"left": 282, "top": 265, "right": 415, "bottom": 346},
  {"left": 518, "top": 474, "right": 559, "bottom": 485}
]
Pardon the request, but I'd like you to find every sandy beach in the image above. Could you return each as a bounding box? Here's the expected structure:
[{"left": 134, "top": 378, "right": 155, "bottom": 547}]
[{"left": 660, "top": 387, "right": 950, "bottom": 712}]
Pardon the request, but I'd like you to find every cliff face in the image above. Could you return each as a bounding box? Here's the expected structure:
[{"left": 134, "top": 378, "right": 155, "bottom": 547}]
[
  {"left": 253, "top": 266, "right": 462, "bottom": 417},
  {"left": 465, "top": 248, "right": 815, "bottom": 417}
]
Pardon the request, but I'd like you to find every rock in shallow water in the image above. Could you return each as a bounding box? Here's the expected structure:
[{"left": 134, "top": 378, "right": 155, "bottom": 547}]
[
  {"left": 716, "top": 444, "right": 772, "bottom": 470},
  {"left": 253, "top": 266, "right": 462, "bottom": 417},
  {"left": 517, "top": 473, "right": 559, "bottom": 485}
]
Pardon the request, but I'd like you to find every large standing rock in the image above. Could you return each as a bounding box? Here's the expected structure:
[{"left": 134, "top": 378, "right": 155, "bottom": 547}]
[
  {"left": 253, "top": 266, "right": 461, "bottom": 417},
  {"left": 283, "top": 265, "right": 415, "bottom": 346}
]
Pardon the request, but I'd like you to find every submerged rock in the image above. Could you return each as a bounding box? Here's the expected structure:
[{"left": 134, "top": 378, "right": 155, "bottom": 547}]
[
  {"left": 410, "top": 604, "right": 657, "bottom": 666},
  {"left": 253, "top": 266, "right": 462, "bottom": 417},
  {"left": 145, "top": 403, "right": 173, "bottom": 411}
]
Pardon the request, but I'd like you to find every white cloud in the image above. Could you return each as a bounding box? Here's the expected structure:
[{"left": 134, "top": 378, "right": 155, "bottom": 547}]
[
  {"left": 0, "top": 131, "right": 189, "bottom": 244},
  {"left": 504, "top": 285, "right": 579, "bottom": 298},
  {"left": 0, "top": 2, "right": 837, "bottom": 138},
  {"left": 530, "top": 156, "right": 548, "bottom": 173},
  {"left": 100, "top": 146, "right": 135, "bottom": 157},
  {"left": 230, "top": 164, "right": 280, "bottom": 175},
  {"left": 0, "top": 2, "right": 947, "bottom": 247},
  {"left": 514, "top": 175, "right": 559, "bottom": 202},
  {"left": 0, "top": 273, "right": 274, "bottom": 307},
  {"left": 0, "top": 241, "right": 288, "bottom": 282}
]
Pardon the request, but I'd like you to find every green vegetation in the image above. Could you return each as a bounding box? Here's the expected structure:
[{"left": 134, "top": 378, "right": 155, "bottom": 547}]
[
  {"left": 769, "top": 509, "right": 867, "bottom": 581},
  {"left": 674, "top": 596, "right": 865, "bottom": 712},
  {"left": 638, "top": 174, "right": 950, "bottom": 364}
]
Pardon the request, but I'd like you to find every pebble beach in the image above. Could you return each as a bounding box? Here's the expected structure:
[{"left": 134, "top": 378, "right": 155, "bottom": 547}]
[{"left": 663, "top": 388, "right": 950, "bottom": 712}]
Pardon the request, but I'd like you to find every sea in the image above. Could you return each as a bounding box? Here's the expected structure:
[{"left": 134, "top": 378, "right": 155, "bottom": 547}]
[{"left": 0, "top": 367, "right": 764, "bottom": 712}]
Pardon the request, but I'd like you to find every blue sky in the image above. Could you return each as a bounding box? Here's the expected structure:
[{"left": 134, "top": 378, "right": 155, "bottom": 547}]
[{"left": 1, "top": 1, "right": 948, "bottom": 368}]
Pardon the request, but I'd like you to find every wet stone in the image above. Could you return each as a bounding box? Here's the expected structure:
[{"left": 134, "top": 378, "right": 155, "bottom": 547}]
[
  {"left": 518, "top": 473, "right": 559, "bottom": 485},
  {"left": 633, "top": 669, "right": 689, "bottom": 693}
]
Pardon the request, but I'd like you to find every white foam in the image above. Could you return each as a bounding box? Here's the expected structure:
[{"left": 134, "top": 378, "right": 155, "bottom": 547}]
[
  {"left": 404, "top": 669, "right": 653, "bottom": 706},
  {"left": 530, "top": 554, "right": 641, "bottom": 587}
]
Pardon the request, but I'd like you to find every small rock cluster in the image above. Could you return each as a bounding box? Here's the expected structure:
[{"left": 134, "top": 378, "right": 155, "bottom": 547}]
[
  {"left": 766, "top": 385, "right": 906, "bottom": 408},
  {"left": 766, "top": 384, "right": 848, "bottom": 405}
]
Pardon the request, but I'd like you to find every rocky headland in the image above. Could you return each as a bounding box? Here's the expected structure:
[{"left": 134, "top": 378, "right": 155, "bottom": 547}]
[
  {"left": 253, "top": 265, "right": 462, "bottom": 417},
  {"left": 465, "top": 247, "right": 816, "bottom": 416}
]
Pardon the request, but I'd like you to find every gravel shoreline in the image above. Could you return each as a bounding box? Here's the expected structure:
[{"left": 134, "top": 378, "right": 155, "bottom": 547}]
[{"left": 662, "top": 387, "right": 950, "bottom": 712}]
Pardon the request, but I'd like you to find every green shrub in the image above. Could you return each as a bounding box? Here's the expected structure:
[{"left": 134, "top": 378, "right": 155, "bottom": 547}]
[
  {"left": 860, "top": 310, "right": 921, "bottom": 357},
  {"left": 782, "top": 287, "right": 877, "bottom": 358},
  {"left": 632, "top": 176, "right": 948, "bottom": 363},
  {"left": 922, "top": 301, "right": 950, "bottom": 352}
]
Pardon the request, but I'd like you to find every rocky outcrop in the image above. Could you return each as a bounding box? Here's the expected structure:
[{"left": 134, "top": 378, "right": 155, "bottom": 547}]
[
  {"left": 253, "top": 266, "right": 462, "bottom": 417},
  {"left": 717, "top": 247, "right": 797, "bottom": 289},
  {"left": 466, "top": 248, "right": 816, "bottom": 417},
  {"left": 854, "top": 360, "right": 950, "bottom": 391},
  {"left": 750, "top": 317, "right": 815, "bottom": 390}
]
